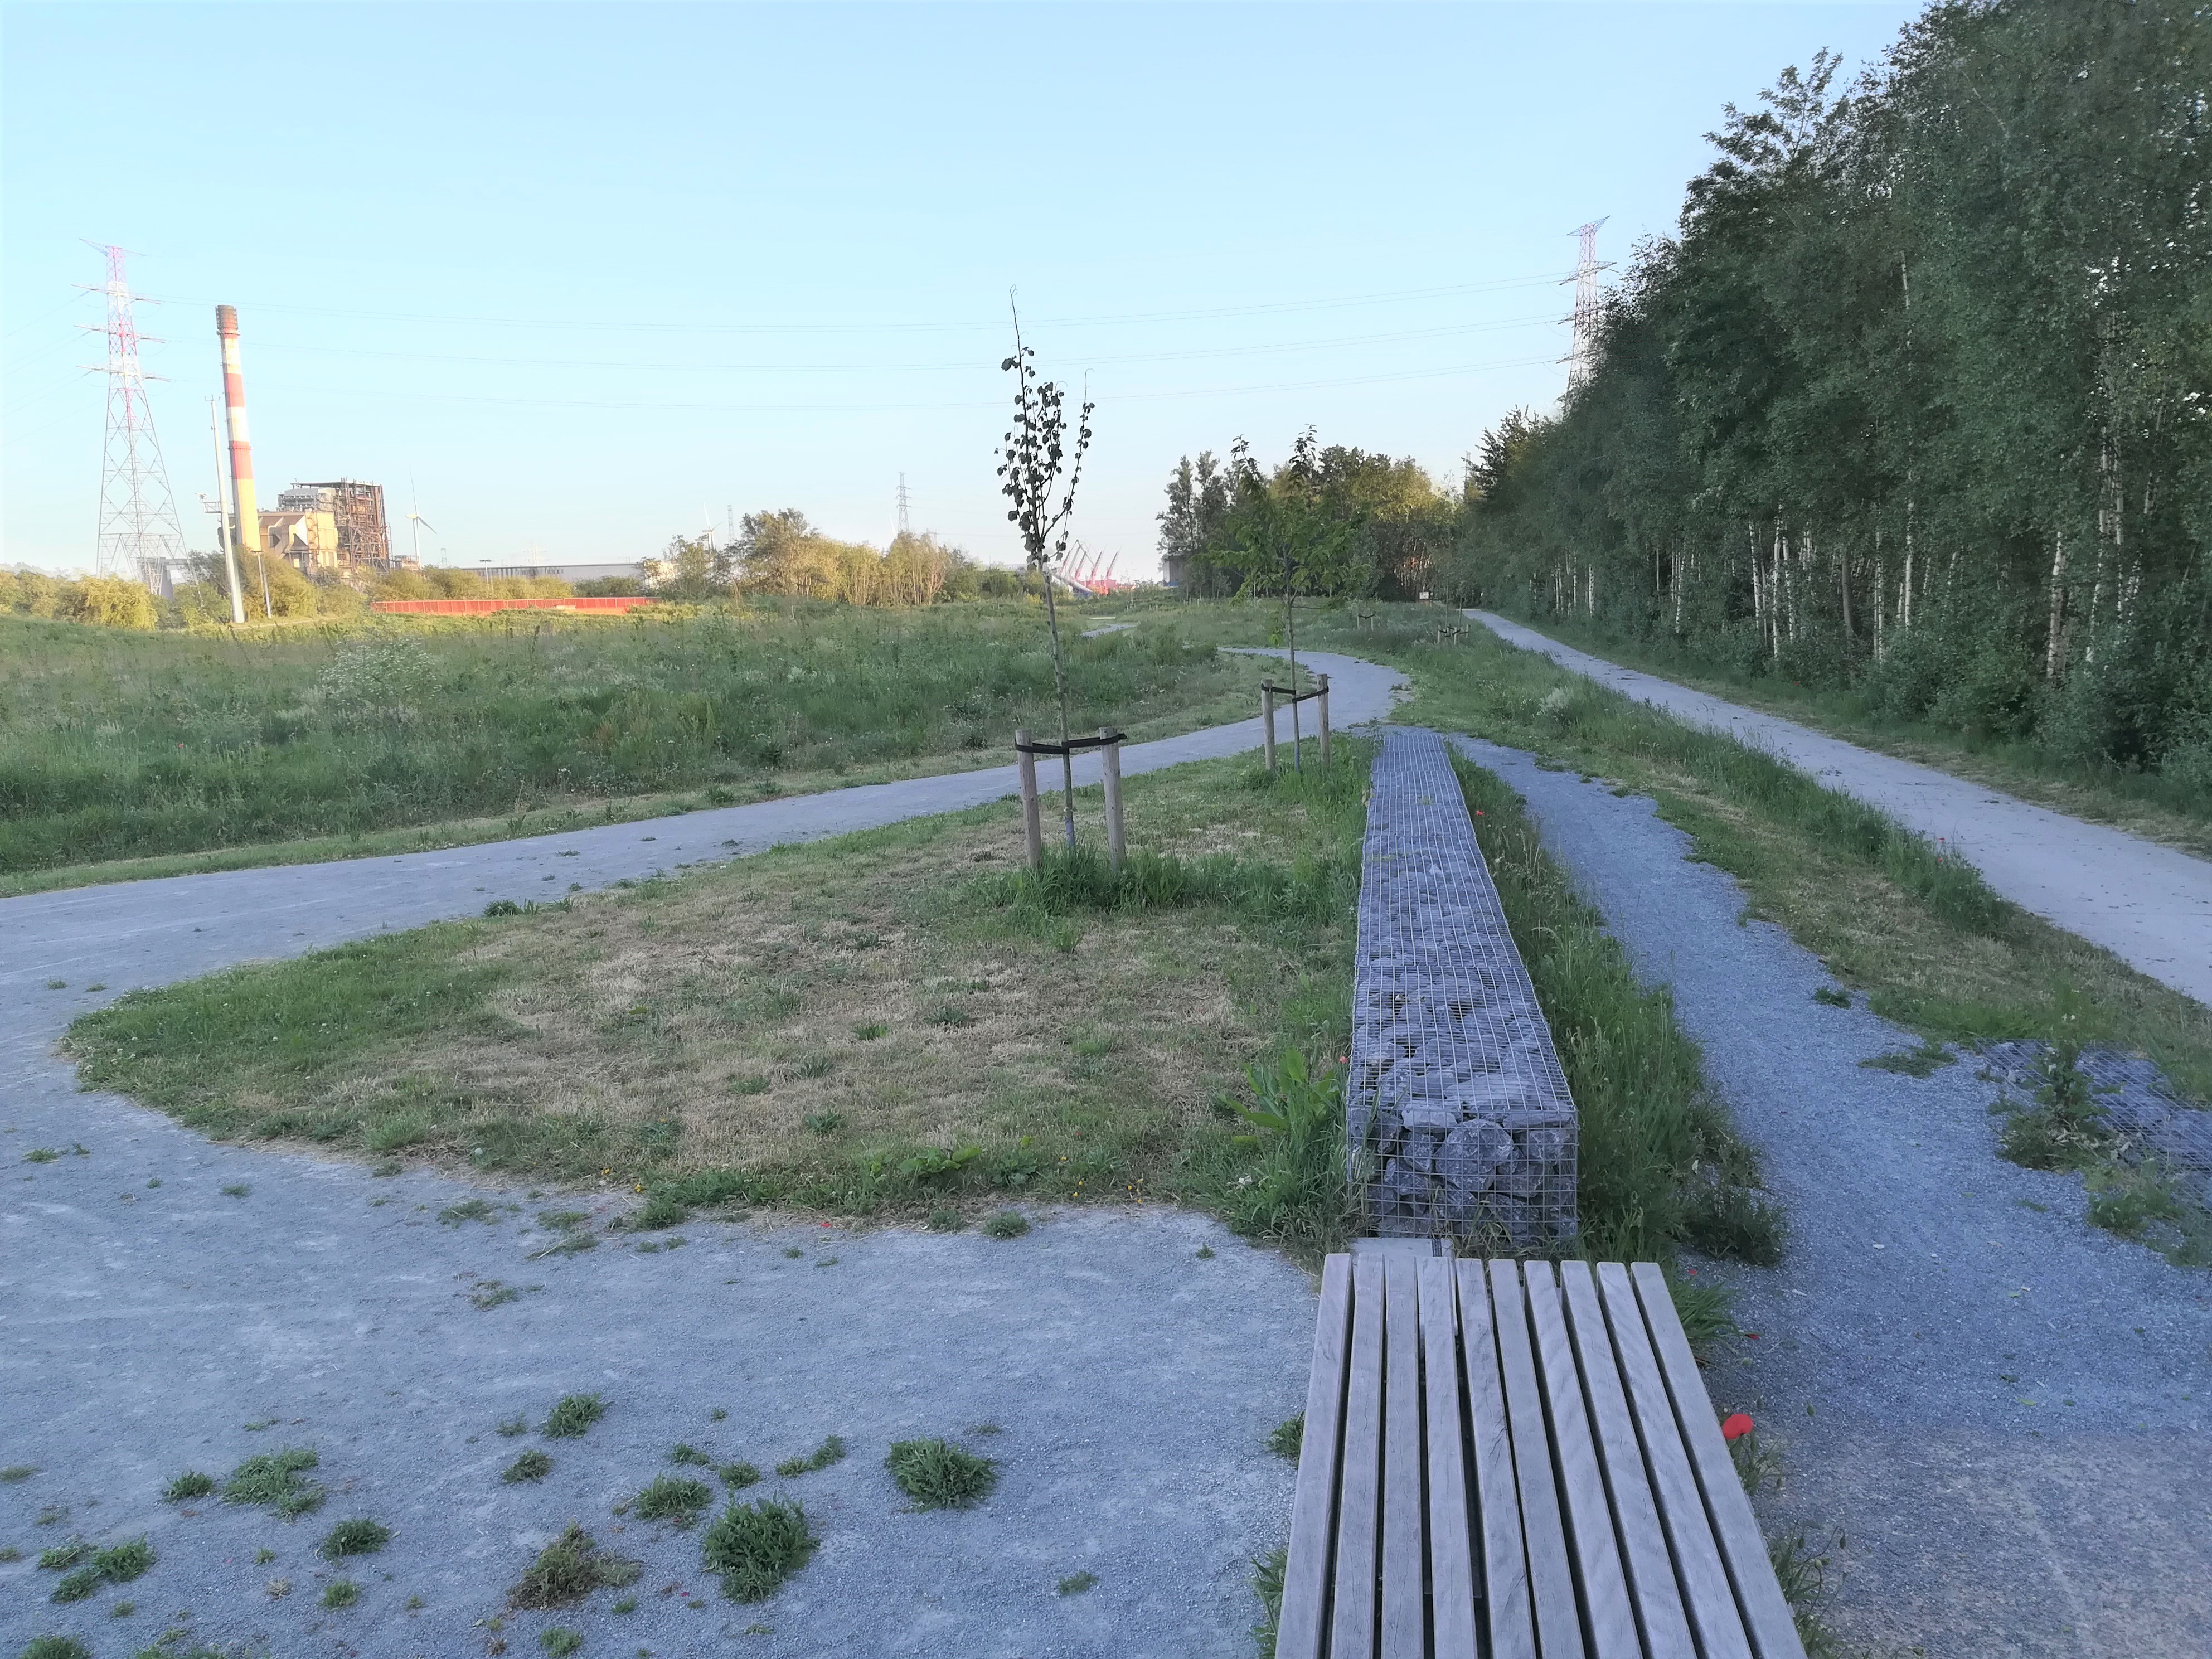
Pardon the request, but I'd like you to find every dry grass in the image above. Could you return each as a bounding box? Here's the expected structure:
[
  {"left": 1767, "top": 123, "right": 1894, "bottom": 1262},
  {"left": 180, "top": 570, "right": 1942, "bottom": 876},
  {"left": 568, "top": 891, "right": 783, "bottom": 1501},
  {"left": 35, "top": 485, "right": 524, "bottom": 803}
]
[{"left": 69, "top": 752, "right": 1365, "bottom": 1226}]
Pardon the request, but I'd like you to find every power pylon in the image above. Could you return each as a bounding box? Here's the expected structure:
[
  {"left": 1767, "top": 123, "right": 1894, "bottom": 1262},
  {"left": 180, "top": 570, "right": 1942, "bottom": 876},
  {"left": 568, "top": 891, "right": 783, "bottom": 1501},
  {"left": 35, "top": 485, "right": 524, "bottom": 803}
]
[
  {"left": 1564, "top": 218, "right": 1612, "bottom": 395},
  {"left": 81, "top": 244, "right": 187, "bottom": 585},
  {"left": 896, "top": 473, "right": 911, "bottom": 540}
]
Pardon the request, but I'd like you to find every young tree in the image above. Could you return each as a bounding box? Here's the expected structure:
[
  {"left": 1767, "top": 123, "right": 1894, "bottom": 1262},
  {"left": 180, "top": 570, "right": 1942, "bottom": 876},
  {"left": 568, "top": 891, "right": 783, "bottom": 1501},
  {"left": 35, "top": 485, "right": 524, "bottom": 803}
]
[
  {"left": 995, "top": 302, "right": 1095, "bottom": 848},
  {"left": 1220, "top": 430, "right": 1363, "bottom": 764}
]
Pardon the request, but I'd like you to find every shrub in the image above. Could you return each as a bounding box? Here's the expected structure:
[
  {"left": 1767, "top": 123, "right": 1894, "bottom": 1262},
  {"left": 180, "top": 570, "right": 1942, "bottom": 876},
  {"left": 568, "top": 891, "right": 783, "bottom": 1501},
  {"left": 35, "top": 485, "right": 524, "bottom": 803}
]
[
  {"left": 632, "top": 1474, "right": 713, "bottom": 1527},
  {"left": 542, "top": 1393, "right": 607, "bottom": 1438},
  {"left": 884, "top": 1438, "right": 997, "bottom": 1510},
  {"left": 701, "top": 1498, "right": 818, "bottom": 1603},
  {"left": 319, "top": 1519, "right": 392, "bottom": 1559},
  {"left": 508, "top": 1524, "right": 642, "bottom": 1609}
]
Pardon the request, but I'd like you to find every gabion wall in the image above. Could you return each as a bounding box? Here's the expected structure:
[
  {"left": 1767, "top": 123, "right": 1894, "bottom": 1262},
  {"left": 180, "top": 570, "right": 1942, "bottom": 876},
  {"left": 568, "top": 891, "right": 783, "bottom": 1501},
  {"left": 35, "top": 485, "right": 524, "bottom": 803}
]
[{"left": 1349, "top": 728, "right": 1578, "bottom": 1245}]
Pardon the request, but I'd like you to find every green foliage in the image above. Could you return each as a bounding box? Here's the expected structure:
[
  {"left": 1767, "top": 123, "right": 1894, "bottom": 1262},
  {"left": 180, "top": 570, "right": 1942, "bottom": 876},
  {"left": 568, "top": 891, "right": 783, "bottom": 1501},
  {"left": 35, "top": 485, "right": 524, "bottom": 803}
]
[
  {"left": 1445, "top": 5, "right": 2212, "bottom": 803},
  {"left": 503, "top": 1450, "right": 553, "bottom": 1483},
  {"left": 1216, "top": 1047, "right": 1356, "bottom": 1259},
  {"left": 222, "top": 1447, "right": 324, "bottom": 1517},
  {"left": 701, "top": 1498, "right": 818, "bottom": 1603},
  {"left": 883, "top": 1438, "right": 998, "bottom": 1510},
  {"left": 632, "top": 1475, "right": 714, "bottom": 1527},
  {"left": 1250, "top": 1544, "right": 1289, "bottom": 1657},
  {"left": 19, "top": 1638, "right": 94, "bottom": 1659},
  {"left": 161, "top": 1470, "right": 216, "bottom": 1502},
  {"left": 542, "top": 1393, "right": 607, "bottom": 1438},
  {"left": 318, "top": 1519, "right": 391, "bottom": 1559},
  {"left": 1996, "top": 1040, "right": 2117, "bottom": 1172},
  {"left": 979, "top": 1210, "right": 1030, "bottom": 1239},
  {"left": 0, "top": 603, "right": 1245, "bottom": 875},
  {"left": 508, "top": 1524, "right": 642, "bottom": 1609},
  {"left": 1268, "top": 1415, "right": 1304, "bottom": 1461}
]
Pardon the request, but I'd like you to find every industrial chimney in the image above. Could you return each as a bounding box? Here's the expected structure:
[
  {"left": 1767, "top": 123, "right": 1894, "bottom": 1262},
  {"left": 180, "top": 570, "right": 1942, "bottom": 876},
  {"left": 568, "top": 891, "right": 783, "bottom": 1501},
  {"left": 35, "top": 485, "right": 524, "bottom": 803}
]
[{"left": 215, "top": 305, "right": 263, "bottom": 554}]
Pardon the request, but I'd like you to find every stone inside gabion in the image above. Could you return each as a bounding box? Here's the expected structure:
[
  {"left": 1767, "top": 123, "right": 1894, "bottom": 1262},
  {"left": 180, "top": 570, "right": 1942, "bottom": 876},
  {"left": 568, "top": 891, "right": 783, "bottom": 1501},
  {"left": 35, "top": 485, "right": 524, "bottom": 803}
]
[{"left": 1348, "top": 729, "right": 1578, "bottom": 1244}]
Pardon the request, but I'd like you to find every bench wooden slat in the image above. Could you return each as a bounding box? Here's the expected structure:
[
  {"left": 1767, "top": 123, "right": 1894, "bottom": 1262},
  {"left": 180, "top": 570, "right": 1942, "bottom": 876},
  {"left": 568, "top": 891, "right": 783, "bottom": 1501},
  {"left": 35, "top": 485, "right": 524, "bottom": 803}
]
[
  {"left": 1456, "top": 1260, "right": 1535, "bottom": 1659},
  {"left": 1381, "top": 1255, "right": 1427, "bottom": 1654},
  {"left": 1629, "top": 1262, "right": 1808, "bottom": 1659},
  {"left": 1598, "top": 1263, "right": 1757, "bottom": 1659},
  {"left": 1330, "top": 1254, "right": 1388, "bottom": 1659},
  {"left": 1560, "top": 1262, "right": 1697, "bottom": 1658},
  {"left": 1525, "top": 1262, "right": 1640, "bottom": 1658},
  {"left": 1487, "top": 1259, "right": 1588, "bottom": 1659},
  {"left": 1418, "top": 1258, "right": 1478, "bottom": 1657},
  {"left": 1279, "top": 1254, "right": 1354, "bottom": 1659}
]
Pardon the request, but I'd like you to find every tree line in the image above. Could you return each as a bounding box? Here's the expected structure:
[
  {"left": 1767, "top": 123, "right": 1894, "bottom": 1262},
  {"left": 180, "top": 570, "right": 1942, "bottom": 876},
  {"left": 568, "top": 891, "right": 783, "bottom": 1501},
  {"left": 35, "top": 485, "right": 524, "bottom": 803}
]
[{"left": 1443, "top": 0, "right": 2210, "bottom": 788}]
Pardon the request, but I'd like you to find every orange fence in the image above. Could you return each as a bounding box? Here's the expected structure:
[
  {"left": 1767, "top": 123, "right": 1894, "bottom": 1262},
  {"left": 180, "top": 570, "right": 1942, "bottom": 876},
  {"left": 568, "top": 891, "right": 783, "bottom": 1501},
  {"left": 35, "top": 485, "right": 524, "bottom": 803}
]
[{"left": 370, "top": 596, "right": 657, "bottom": 615}]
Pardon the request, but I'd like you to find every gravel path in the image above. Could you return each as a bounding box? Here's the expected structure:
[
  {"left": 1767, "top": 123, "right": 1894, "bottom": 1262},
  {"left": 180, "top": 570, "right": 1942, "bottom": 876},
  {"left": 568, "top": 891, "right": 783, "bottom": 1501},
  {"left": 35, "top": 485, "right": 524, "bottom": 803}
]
[
  {"left": 0, "top": 651, "right": 1403, "bottom": 1658},
  {"left": 1469, "top": 611, "right": 2212, "bottom": 1009},
  {"left": 1452, "top": 733, "right": 2212, "bottom": 1659}
]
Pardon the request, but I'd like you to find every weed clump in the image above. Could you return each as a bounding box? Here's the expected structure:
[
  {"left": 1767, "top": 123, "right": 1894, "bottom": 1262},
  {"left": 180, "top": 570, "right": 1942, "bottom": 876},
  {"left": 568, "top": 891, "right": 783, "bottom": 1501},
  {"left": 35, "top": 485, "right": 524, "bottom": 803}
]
[
  {"left": 1268, "top": 1415, "right": 1304, "bottom": 1461},
  {"left": 223, "top": 1447, "right": 324, "bottom": 1518},
  {"left": 22, "top": 1640, "right": 93, "bottom": 1659},
  {"left": 541, "top": 1629, "right": 583, "bottom": 1657},
  {"left": 884, "top": 1438, "right": 997, "bottom": 1510},
  {"left": 508, "top": 1524, "right": 643, "bottom": 1609},
  {"left": 774, "top": 1435, "right": 846, "bottom": 1479},
  {"left": 669, "top": 1443, "right": 712, "bottom": 1466},
  {"left": 162, "top": 1469, "right": 216, "bottom": 1503},
  {"left": 720, "top": 1461, "right": 761, "bottom": 1490},
  {"left": 47, "top": 1536, "right": 154, "bottom": 1603},
  {"left": 1997, "top": 1041, "right": 2117, "bottom": 1172},
  {"left": 319, "top": 1519, "right": 392, "bottom": 1559},
  {"left": 543, "top": 1393, "right": 607, "bottom": 1438},
  {"left": 1058, "top": 1570, "right": 1099, "bottom": 1594},
  {"left": 321, "top": 1578, "right": 362, "bottom": 1608},
  {"left": 701, "top": 1498, "right": 818, "bottom": 1603},
  {"left": 632, "top": 1474, "right": 714, "bottom": 1528},
  {"left": 38, "top": 1541, "right": 90, "bottom": 1570},
  {"left": 980, "top": 1210, "right": 1030, "bottom": 1240},
  {"left": 503, "top": 1450, "right": 554, "bottom": 1484}
]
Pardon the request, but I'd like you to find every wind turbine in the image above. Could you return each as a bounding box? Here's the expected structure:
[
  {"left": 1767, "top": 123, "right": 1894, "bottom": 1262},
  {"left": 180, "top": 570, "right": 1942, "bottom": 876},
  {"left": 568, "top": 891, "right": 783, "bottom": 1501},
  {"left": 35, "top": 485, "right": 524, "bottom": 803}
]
[{"left": 405, "top": 476, "right": 437, "bottom": 565}]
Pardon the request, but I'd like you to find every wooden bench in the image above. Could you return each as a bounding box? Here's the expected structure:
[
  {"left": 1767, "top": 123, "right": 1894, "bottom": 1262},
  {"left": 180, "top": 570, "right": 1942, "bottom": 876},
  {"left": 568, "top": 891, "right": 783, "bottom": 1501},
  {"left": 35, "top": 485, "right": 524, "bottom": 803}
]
[{"left": 1279, "top": 1254, "right": 1806, "bottom": 1659}]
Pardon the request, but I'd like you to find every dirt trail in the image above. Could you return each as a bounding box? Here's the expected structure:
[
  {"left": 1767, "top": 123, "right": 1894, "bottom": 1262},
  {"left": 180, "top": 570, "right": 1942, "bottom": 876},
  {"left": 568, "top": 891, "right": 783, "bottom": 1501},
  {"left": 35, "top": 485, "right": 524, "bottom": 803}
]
[{"left": 1471, "top": 610, "right": 2212, "bottom": 1009}]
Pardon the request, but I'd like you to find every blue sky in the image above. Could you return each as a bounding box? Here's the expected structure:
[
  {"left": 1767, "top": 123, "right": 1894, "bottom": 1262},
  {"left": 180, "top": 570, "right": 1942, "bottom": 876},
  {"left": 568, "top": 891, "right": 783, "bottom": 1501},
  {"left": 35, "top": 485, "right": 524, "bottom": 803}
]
[{"left": 3, "top": 1, "right": 1918, "bottom": 576}]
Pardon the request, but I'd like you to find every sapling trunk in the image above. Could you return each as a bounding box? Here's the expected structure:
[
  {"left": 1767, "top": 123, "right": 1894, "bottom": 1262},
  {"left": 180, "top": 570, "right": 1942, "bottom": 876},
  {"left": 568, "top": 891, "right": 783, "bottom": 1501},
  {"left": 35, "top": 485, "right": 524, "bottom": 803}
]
[{"left": 1039, "top": 570, "right": 1076, "bottom": 847}]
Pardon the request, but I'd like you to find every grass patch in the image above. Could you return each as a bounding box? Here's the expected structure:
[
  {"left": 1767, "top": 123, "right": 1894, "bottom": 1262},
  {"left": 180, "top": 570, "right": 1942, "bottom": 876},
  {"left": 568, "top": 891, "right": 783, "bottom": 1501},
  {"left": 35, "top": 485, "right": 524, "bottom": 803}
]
[
  {"left": 1859, "top": 1042, "right": 1955, "bottom": 1077},
  {"left": 64, "top": 746, "right": 1370, "bottom": 1248},
  {"left": 884, "top": 1438, "right": 998, "bottom": 1510},
  {"left": 46, "top": 1537, "right": 156, "bottom": 1602},
  {"left": 721, "top": 1461, "right": 761, "bottom": 1490},
  {"left": 438, "top": 1197, "right": 499, "bottom": 1225},
  {"left": 508, "top": 1523, "right": 643, "bottom": 1609},
  {"left": 0, "top": 603, "right": 1268, "bottom": 882},
  {"left": 1268, "top": 1415, "right": 1303, "bottom": 1461},
  {"left": 162, "top": 1470, "right": 215, "bottom": 1501},
  {"left": 541, "top": 1629, "right": 583, "bottom": 1657},
  {"left": 701, "top": 1498, "right": 818, "bottom": 1603},
  {"left": 222, "top": 1447, "right": 323, "bottom": 1517},
  {"left": 503, "top": 1450, "right": 554, "bottom": 1483},
  {"left": 318, "top": 1519, "right": 391, "bottom": 1559},
  {"left": 773, "top": 1435, "right": 846, "bottom": 1479},
  {"left": 632, "top": 1474, "right": 714, "bottom": 1527},
  {"left": 1, "top": 1464, "right": 37, "bottom": 1482},
  {"left": 1251, "top": 1544, "right": 1288, "bottom": 1657},
  {"left": 321, "top": 1578, "right": 361, "bottom": 1609},
  {"left": 1811, "top": 987, "right": 1851, "bottom": 1007},
  {"left": 979, "top": 1210, "right": 1030, "bottom": 1239},
  {"left": 21, "top": 1640, "right": 93, "bottom": 1659},
  {"left": 1058, "top": 1570, "right": 1098, "bottom": 1594},
  {"left": 38, "top": 1540, "right": 90, "bottom": 1570},
  {"left": 670, "top": 1443, "right": 712, "bottom": 1466},
  {"left": 542, "top": 1393, "right": 607, "bottom": 1438}
]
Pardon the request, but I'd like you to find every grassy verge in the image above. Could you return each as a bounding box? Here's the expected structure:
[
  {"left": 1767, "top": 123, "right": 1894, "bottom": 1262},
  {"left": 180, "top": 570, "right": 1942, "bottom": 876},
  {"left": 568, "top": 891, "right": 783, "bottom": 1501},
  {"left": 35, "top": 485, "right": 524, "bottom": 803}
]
[
  {"left": 66, "top": 747, "right": 1371, "bottom": 1256},
  {"left": 0, "top": 600, "right": 1275, "bottom": 882},
  {"left": 1491, "top": 610, "right": 2212, "bottom": 859}
]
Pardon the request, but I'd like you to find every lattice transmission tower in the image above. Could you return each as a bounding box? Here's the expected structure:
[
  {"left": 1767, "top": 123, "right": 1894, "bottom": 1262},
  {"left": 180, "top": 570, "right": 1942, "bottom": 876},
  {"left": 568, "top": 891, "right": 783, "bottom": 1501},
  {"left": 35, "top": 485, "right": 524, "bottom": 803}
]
[
  {"left": 83, "top": 244, "right": 187, "bottom": 584},
  {"left": 1564, "top": 217, "right": 1612, "bottom": 395},
  {"left": 896, "top": 473, "right": 911, "bottom": 539}
]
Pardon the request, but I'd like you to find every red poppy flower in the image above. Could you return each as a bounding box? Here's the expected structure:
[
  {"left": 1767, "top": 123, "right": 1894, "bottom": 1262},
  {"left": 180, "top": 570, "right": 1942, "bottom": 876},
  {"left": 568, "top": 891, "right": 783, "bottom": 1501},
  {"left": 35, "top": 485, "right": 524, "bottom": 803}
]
[{"left": 1721, "top": 1413, "right": 1754, "bottom": 1442}]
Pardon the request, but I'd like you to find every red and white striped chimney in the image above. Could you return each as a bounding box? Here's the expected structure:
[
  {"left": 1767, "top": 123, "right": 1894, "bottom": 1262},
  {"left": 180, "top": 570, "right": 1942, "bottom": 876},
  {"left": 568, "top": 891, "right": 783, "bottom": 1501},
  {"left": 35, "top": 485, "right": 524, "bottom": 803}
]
[{"left": 215, "top": 304, "right": 263, "bottom": 553}]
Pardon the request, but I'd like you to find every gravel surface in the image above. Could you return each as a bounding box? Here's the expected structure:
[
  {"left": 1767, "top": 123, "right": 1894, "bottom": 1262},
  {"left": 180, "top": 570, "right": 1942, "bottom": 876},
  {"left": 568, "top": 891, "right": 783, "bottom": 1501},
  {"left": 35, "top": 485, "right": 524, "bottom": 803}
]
[
  {"left": 0, "top": 651, "right": 1404, "bottom": 1658},
  {"left": 1452, "top": 733, "right": 2212, "bottom": 1659},
  {"left": 1469, "top": 610, "right": 2212, "bottom": 1008}
]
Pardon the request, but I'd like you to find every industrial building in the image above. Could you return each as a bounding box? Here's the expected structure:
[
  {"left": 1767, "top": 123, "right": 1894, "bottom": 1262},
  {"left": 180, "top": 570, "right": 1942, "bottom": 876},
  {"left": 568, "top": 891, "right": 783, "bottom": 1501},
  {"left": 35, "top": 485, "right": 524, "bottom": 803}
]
[{"left": 268, "top": 481, "right": 391, "bottom": 569}]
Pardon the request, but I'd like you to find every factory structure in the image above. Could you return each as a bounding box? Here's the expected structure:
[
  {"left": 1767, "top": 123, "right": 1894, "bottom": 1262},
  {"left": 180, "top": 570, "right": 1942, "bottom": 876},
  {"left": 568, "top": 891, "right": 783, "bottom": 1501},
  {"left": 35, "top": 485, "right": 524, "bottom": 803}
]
[{"left": 210, "top": 304, "right": 403, "bottom": 581}]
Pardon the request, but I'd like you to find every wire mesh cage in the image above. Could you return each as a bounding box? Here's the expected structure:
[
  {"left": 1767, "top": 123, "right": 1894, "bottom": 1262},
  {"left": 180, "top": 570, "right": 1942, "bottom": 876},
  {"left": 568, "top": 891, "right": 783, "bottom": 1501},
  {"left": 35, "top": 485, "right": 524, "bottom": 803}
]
[{"left": 1347, "top": 728, "right": 1578, "bottom": 1246}]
